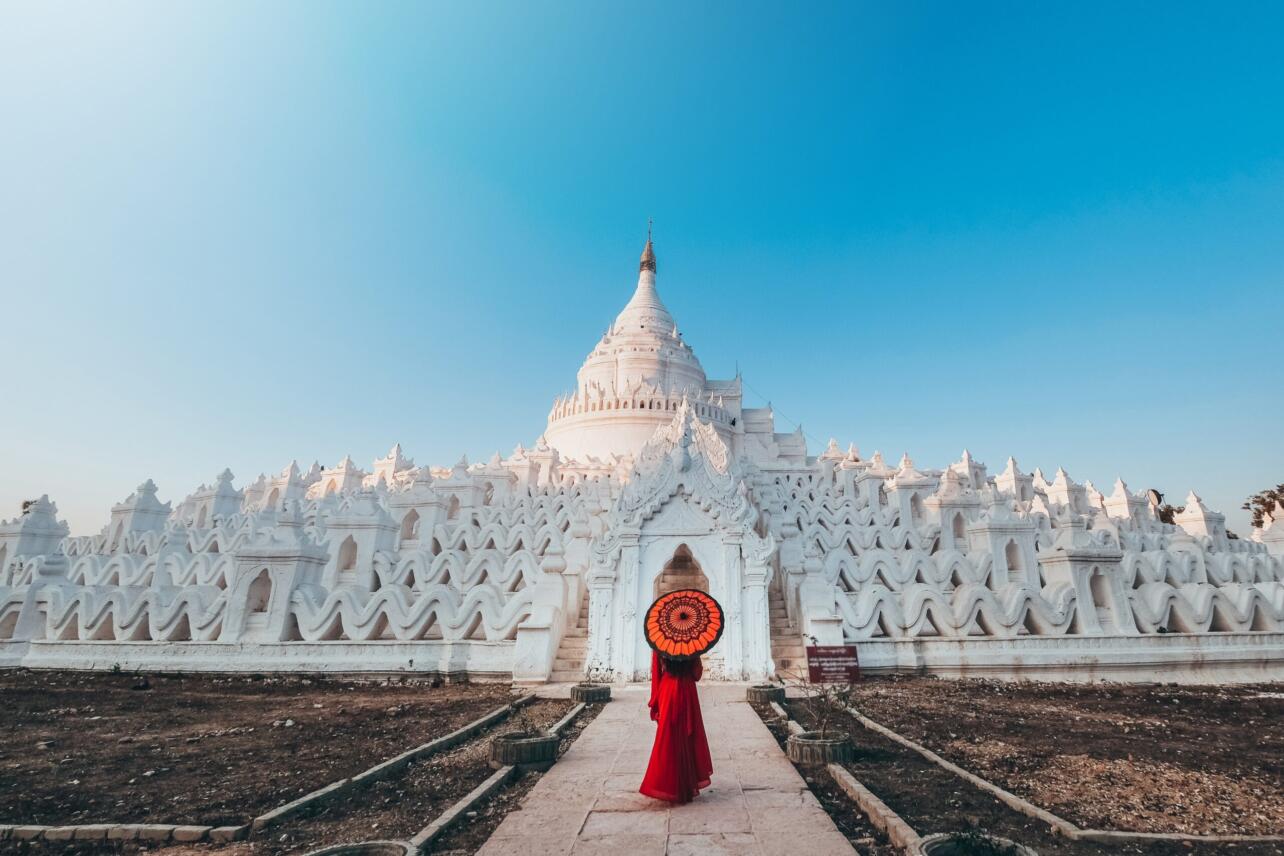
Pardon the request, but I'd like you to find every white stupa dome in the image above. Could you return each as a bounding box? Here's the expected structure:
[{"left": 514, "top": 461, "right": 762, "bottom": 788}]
[{"left": 543, "top": 235, "right": 732, "bottom": 463}]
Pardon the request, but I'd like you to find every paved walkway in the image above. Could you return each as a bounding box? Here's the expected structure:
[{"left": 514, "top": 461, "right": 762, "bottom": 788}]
[{"left": 478, "top": 684, "right": 855, "bottom": 856}]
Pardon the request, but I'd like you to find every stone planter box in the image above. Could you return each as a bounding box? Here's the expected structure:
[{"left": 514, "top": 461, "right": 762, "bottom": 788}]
[
  {"left": 490, "top": 731, "right": 559, "bottom": 771},
  {"left": 745, "top": 684, "right": 785, "bottom": 705},
  {"left": 916, "top": 832, "right": 1038, "bottom": 856},
  {"left": 570, "top": 683, "right": 611, "bottom": 703},
  {"left": 304, "top": 841, "right": 416, "bottom": 856},
  {"left": 786, "top": 730, "right": 853, "bottom": 765}
]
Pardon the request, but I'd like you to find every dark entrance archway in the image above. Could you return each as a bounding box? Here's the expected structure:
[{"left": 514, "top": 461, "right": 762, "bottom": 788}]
[{"left": 653, "top": 543, "right": 709, "bottom": 598}]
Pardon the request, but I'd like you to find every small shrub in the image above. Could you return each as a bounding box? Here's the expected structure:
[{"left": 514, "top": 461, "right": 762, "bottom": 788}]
[
  {"left": 783, "top": 668, "right": 854, "bottom": 740},
  {"left": 504, "top": 702, "right": 547, "bottom": 737},
  {"left": 582, "top": 664, "right": 613, "bottom": 685}
]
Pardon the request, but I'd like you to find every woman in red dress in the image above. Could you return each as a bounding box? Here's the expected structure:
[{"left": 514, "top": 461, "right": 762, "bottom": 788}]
[{"left": 639, "top": 649, "right": 713, "bottom": 803}]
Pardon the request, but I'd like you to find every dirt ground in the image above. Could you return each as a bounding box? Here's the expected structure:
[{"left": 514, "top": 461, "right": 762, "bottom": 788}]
[
  {"left": 0, "top": 697, "right": 596, "bottom": 856},
  {"left": 761, "top": 676, "right": 1283, "bottom": 856},
  {"left": 845, "top": 677, "right": 1283, "bottom": 837},
  {"left": 239, "top": 698, "right": 575, "bottom": 855},
  {"left": 0, "top": 670, "right": 516, "bottom": 827}
]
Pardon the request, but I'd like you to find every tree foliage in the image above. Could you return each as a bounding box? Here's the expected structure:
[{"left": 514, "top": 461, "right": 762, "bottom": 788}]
[{"left": 1243, "top": 483, "right": 1284, "bottom": 529}]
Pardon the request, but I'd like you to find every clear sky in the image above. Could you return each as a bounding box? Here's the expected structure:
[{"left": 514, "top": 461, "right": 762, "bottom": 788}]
[{"left": 2, "top": 2, "right": 1281, "bottom": 536}]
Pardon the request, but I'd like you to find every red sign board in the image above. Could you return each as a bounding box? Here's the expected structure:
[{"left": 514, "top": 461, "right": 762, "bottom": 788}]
[{"left": 805, "top": 645, "right": 860, "bottom": 683}]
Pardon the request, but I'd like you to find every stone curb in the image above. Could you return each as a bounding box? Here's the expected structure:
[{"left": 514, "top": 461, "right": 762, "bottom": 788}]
[
  {"left": 173, "top": 825, "right": 215, "bottom": 842},
  {"left": 549, "top": 701, "right": 586, "bottom": 737},
  {"left": 844, "top": 704, "right": 1284, "bottom": 845},
  {"left": 250, "top": 693, "right": 535, "bottom": 833},
  {"left": 211, "top": 825, "right": 251, "bottom": 842},
  {"left": 12, "top": 826, "right": 49, "bottom": 841},
  {"left": 0, "top": 823, "right": 226, "bottom": 844},
  {"left": 408, "top": 765, "right": 514, "bottom": 850},
  {"left": 70, "top": 824, "right": 113, "bottom": 840},
  {"left": 828, "top": 763, "right": 923, "bottom": 854},
  {"left": 768, "top": 700, "right": 789, "bottom": 720},
  {"left": 1074, "top": 829, "right": 1284, "bottom": 845}
]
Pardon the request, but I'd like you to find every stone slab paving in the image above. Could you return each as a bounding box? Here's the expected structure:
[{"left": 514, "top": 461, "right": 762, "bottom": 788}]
[{"left": 478, "top": 684, "right": 855, "bottom": 856}]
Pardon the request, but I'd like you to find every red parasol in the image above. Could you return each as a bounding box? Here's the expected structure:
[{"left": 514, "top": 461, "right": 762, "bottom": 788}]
[{"left": 645, "top": 588, "right": 724, "bottom": 661}]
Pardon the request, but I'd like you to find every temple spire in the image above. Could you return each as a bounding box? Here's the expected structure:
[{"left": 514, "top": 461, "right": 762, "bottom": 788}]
[{"left": 639, "top": 220, "right": 656, "bottom": 273}]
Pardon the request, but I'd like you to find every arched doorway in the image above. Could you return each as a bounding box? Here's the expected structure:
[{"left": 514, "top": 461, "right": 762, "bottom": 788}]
[
  {"left": 1089, "top": 567, "right": 1118, "bottom": 633},
  {"left": 653, "top": 544, "right": 709, "bottom": 598},
  {"left": 239, "top": 568, "right": 275, "bottom": 641}
]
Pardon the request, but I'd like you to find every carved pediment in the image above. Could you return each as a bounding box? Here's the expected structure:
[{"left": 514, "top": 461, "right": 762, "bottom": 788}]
[
  {"left": 642, "top": 495, "right": 715, "bottom": 537},
  {"left": 616, "top": 400, "right": 752, "bottom": 528},
  {"left": 589, "top": 401, "right": 778, "bottom": 574}
]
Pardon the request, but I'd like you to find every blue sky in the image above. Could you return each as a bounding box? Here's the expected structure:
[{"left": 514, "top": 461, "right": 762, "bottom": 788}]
[{"left": 2, "top": 2, "right": 1281, "bottom": 535}]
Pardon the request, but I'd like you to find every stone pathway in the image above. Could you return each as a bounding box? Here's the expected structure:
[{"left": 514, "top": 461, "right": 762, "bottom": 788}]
[{"left": 478, "top": 684, "right": 855, "bottom": 856}]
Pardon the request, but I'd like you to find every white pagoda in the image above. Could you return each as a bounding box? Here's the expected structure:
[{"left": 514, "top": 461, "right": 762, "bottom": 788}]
[{"left": 2, "top": 238, "right": 1282, "bottom": 683}]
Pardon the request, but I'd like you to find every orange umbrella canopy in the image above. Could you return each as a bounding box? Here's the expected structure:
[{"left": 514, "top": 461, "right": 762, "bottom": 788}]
[{"left": 645, "top": 589, "right": 724, "bottom": 661}]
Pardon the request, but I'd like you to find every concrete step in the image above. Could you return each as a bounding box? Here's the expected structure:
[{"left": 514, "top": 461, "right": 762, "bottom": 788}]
[
  {"left": 548, "top": 670, "right": 584, "bottom": 682},
  {"left": 554, "top": 657, "right": 584, "bottom": 670},
  {"left": 563, "top": 628, "right": 587, "bottom": 638}
]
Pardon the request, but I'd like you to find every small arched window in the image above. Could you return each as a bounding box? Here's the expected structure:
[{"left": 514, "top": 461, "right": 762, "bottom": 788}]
[
  {"left": 1005, "top": 540, "right": 1023, "bottom": 573},
  {"left": 400, "top": 509, "right": 421, "bottom": 541},
  {"left": 338, "top": 535, "right": 358, "bottom": 571}
]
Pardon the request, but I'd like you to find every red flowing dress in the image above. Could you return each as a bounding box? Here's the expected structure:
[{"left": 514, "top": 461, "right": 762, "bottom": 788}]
[{"left": 639, "top": 650, "right": 713, "bottom": 803}]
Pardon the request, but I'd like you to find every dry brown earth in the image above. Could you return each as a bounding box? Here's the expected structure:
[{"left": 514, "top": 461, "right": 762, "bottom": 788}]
[
  {"left": 847, "top": 676, "right": 1283, "bottom": 837},
  {"left": 0, "top": 670, "right": 515, "bottom": 827}
]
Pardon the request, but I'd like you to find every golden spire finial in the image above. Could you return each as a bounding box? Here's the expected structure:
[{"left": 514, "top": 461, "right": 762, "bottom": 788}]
[{"left": 640, "top": 219, "right": 657, "bottom": 273}]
